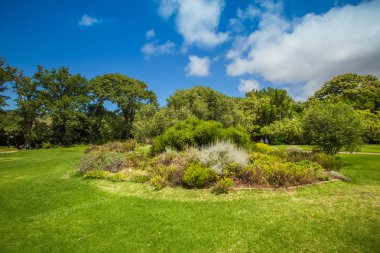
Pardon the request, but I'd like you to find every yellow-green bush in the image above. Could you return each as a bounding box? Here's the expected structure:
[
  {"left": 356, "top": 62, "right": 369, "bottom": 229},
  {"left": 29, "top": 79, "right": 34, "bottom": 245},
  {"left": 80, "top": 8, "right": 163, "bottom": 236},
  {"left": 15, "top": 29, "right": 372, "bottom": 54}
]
[
  {"left": 182, "top": 163, "right": 217, "bottom": 188},
  {"left": 251, "top": 143, "right": 274, "bottom": 154}
]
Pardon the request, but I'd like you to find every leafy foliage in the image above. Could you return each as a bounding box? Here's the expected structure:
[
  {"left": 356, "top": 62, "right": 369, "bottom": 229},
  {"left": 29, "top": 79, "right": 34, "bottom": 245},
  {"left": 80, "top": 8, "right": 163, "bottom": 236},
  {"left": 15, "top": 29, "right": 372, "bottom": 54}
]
[
  {"left": 314, "top": 73, "right": 380, "bottom": 112},
  {"left": 91, "top": 74, "right": 157, "bottom": 138},
  {"left": 211, "top": 177, "right": 234, "bottom": 194},
  {"left": 150, "top": 117, "right": 250, "bottom": 155},
  {"left": 167, "top": 86, "right": 241, "bottom": 127},
  {"left": 303, "top": 101, "right": 363, "bottom": 155},
  {"left": 261, "top": 117, "right": 303, "bottom": 144},
  {"left": 182, "top": 163, "right": 217, "bottom": 188}
]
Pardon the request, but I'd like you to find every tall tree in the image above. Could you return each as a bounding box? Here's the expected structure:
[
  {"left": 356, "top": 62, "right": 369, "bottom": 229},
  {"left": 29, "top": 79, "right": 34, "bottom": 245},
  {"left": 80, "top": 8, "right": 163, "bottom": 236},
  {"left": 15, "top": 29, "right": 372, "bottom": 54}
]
[
  {"left": 313, "top": 73, "right": 380, "bottom": 112},
  {"left": 167, "top": 86, "right": 241, "bottom": 127},
  {"left": 91, "top": 74, "right": 157, "bottom": 139},
  {"left": 14, "top": 73, "right": 41, "bottom": 146},
  {"left": 0, "top": 59, "right": 17, "bottom": 109},
  {"left": 36, "top": 66, "right": 89, "bottom": 145},
  {"left": 239, "top": 87, "right": 296, "bottom": 139}
]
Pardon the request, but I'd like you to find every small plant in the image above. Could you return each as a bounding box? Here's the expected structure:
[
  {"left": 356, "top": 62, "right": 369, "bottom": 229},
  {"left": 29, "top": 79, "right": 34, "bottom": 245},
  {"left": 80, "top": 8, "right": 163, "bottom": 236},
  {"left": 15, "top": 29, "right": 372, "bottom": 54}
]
[
  {"left": 42, "top": 142, "right": 52, "bottom": 149},
  {"left": 84, "top": 140, "right": 137, "bottom": 154},
  {"left": 251, "top": 143, "right": 274, "bottom": 154},
  {"left": 211, "top": 177, "right": 234, "bottom": 194},
  {"left": 195, "top": 141, "right": 249, "bottom": 174},
  {"left": 83, "top": 170, "right": 110, "bottom": 179},
  {"left": 75, "top": 151, "right": 127, "bottom": 174},
  {"left": 150, "top": 175, "right": 167, "bottom": 190},
  {"left": 182, "top": 163, "right": 216, "bottom": 188}
]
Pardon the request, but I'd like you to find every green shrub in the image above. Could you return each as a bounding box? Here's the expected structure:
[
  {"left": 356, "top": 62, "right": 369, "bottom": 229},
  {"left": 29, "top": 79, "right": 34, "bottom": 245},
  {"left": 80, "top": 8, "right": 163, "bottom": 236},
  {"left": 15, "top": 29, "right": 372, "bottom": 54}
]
[
  {"left": 221, "top": 127, "right": 250, "bottom": 148},
  {"left": 75, "top": 151, "right": 127, "bottom": 174},
  {"left": 84, "top": 140, "right": 137, "bottom": 154},
  {"left": 150, "top": 150, "right": 196, "bottom": 186},
  {"left": 108, "top": 173, "right": 126, "bottom": 182},
  {"left": 312, "top": 153, "right": 342, "bottom": 171},
  {"left": 150, "top": 117, "right": 250, "bottom": 155},
  {"left": 83, "top": 170, "right": 110, "bottom": 179},
  {"left": 251, "top": 143, "right": 274, "bottom": 154},
  {"left": 224, "top": 162, "right": 242, "bottom": 176},
  {"left": 285, "top": 147, "right": 342, "bottom": 171},
  {"left": 240, "top": 158, "right": 328, "bottom": 187},
  {"left": 211, "top": 177, "right": 234, "bottom": 194},
  {"left": 182, "top": 163, "right": 216, "bottom": 188},
  {"left": 122, "top": 169, "right": 150, "bottom": 183},
  {"left": 151, "top": 175, "right": 167, "bottom": 190},
  {"left": 42, "top": 142, "right": 52, "bottom": 149}
]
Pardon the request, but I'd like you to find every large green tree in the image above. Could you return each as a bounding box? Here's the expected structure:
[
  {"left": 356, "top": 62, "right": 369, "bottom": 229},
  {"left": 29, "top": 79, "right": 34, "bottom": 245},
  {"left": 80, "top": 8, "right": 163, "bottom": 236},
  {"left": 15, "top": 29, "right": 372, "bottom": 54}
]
[
  {"left": 132, "top": 105, "right": 192, "bottom": 142},
  {"left": 91, "top": 74, "right": 157, "bottom": 139},
  {"left": 239, "top": 87, "right": 297, "bottom": 139},
  {"left": 36, "top": 66, "right": 90, "bottom": 145},
  {"left": 0, "top": 59, "right": 17, "bottom": 109},
  {"left": 314, "top": 73, "right": 380, "bottom": 112},
  {"left": 303, "top": 102, "right": 363, "bottom": 155},
  {"left": 167, "top": 86, "right": 241, "bottom": 127},
  {"left": 14, "top": 73, "right": 41, "bottom": 146}
]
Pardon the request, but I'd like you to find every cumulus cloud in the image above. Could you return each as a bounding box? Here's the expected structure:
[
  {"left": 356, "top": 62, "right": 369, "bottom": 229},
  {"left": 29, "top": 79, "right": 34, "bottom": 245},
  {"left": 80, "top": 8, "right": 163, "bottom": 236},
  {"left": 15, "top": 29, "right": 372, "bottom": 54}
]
[
  {"left": 78, "top": 15, "right": 100, "bottom": 27},
  {"left": 158, "top": 0, "right": 228, "bottom": 48},
  {"left": 239, "top": 79, "right": 260, "bottom": 93},
  {"left": 146, "top": 29, "right": 156, "bottom": 40},
  {"left": 141, "top": 40, "right": 176, "bottom": 59},
  {"left": 226, "top": 0, "right": 380, "bottom": 98},
  {"left": 185, "top": 55, "right": 211, "bottom": 76}
]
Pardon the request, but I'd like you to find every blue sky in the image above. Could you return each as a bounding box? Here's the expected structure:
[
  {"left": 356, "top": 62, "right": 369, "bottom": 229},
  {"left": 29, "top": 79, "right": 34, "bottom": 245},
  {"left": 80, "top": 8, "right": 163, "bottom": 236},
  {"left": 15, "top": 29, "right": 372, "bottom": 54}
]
[{"left": 1, "top": 0, "right": 379, "bottom": 108}]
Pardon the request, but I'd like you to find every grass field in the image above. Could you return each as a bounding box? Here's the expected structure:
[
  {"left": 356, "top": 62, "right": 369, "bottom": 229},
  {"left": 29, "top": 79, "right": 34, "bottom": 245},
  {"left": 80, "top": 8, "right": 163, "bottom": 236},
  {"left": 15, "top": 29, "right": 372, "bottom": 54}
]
[{"left": 0, "top": 148, "right": 379, "bottom": 252}]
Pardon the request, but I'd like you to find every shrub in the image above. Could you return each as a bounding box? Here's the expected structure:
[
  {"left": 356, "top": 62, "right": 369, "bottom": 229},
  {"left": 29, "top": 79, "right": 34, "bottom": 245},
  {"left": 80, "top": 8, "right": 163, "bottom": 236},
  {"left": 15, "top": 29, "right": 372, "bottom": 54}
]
[
  {"left": 182, "top": 163, "right": 216, "bottom": 188},
  {"left": 83, "top": 170, "right": 110, "bottom": 179},
  {"left": 285, "top": 147, "right": 342, "bottom": 171},
  {"left": 312, "top": 153, "right": 342, "bottom": 171},
  {"left": 260, "top": 117, "right": 303, "bottom": 144},
  {"left": 211, "top": 177, "right": 234, "bottom": 194},
  {"left": 251, "top": 143, "right": 274, "bottom": 154},
  {"left": 42, "top": 142, "right": 52, "bottom": 149},
  {"left": 84, "top": 140, "right": 137, "bottom": 154},
  {"left": 195, "top": 141, "right": 249, "bottom": 174},
  {"left": 239, "top": 159, "right": 328, "bottom": 187},
  {"left": 303, "top": 101, "right": 363, "bottom": 155},
  {"left": 150, "top": 117, "right": 250, "bottom": 155},
  {"left": 75, "top": 151, "right": 127, "bottom": 174},
  {"left": 151, "top": 175, "right": 167, "bottom": 190},
  {"left": 150, "top": 150, "right": 196, "bottom": 186},
  {"left": 221, "top": 127, "right": 250, "bottom": 148},
  {"left": 122, "top": 169, "right": 150, "bottom": 183}
]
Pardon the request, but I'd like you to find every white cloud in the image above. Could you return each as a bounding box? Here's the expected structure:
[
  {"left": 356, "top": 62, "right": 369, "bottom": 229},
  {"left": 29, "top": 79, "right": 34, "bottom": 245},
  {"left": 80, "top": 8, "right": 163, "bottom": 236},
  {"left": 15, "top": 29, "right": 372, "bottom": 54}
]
[
  {"left": 141, "top": 40, "right": 176, "bottom": 59},
  {"left": 158, "top": 0, "right": 178, "bottom": 19},
  {"left": 146, "top": 29, "right": 156, "bottom": 40},
  {"left": 185, "top": 55, "right": 211, "bottom": 76},
  {"left": 158, "top": 0, "right": 228, "bottom": 48},
  {"left": 239, "top": 79, "right": 260, "bottom": 93},
  {"left": 78, "top": 15, "right": 100, "bottom": 27},
  {"left": 226, "top": 0, "right": 380, "bottom": 99}
]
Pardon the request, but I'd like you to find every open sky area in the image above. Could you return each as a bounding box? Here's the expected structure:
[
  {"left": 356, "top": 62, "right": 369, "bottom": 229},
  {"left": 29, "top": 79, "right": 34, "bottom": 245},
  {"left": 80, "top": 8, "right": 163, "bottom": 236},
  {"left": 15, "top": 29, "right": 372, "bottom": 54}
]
[{"left": 1, "top": 0, "right": 379, "bottom": 107}]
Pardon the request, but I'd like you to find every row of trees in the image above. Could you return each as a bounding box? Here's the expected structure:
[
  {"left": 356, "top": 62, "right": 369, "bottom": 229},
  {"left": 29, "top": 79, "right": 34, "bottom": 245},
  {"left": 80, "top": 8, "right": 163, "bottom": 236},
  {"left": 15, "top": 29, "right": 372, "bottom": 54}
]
[
  {"left": 1, "top": 58, "right": 379, "bottom": 149},
  {"left": 0, "top": 59, "right": 156, "bottom": 146}
]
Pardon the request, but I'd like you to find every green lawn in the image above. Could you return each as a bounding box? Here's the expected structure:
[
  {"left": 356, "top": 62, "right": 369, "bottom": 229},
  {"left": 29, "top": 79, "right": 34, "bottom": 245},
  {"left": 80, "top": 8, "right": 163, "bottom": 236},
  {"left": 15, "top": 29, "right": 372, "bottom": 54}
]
[{"left": 0, "top": 148, "right": 379, "bottom": 252}]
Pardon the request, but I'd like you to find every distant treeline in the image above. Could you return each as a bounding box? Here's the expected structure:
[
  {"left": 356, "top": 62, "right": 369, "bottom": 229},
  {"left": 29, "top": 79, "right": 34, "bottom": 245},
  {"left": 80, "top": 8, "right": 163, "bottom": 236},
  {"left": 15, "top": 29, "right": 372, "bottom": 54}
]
[{"left": 0, "top": 58, "right": 379, "bottom": 147}]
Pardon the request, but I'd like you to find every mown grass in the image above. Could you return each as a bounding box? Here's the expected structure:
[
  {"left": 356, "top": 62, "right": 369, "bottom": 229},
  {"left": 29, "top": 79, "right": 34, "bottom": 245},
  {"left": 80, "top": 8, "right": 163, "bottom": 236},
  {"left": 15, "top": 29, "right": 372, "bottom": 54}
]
[{"left": 0, "top": 147, "right": 379, "bottom": 252}]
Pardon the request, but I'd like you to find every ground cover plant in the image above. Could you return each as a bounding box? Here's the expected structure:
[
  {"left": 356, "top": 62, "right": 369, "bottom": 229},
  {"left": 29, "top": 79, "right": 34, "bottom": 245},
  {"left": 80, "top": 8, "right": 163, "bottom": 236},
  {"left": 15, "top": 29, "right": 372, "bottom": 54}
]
[{"left": 0, "top": 147, "right": 379, "bottom": 252}]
